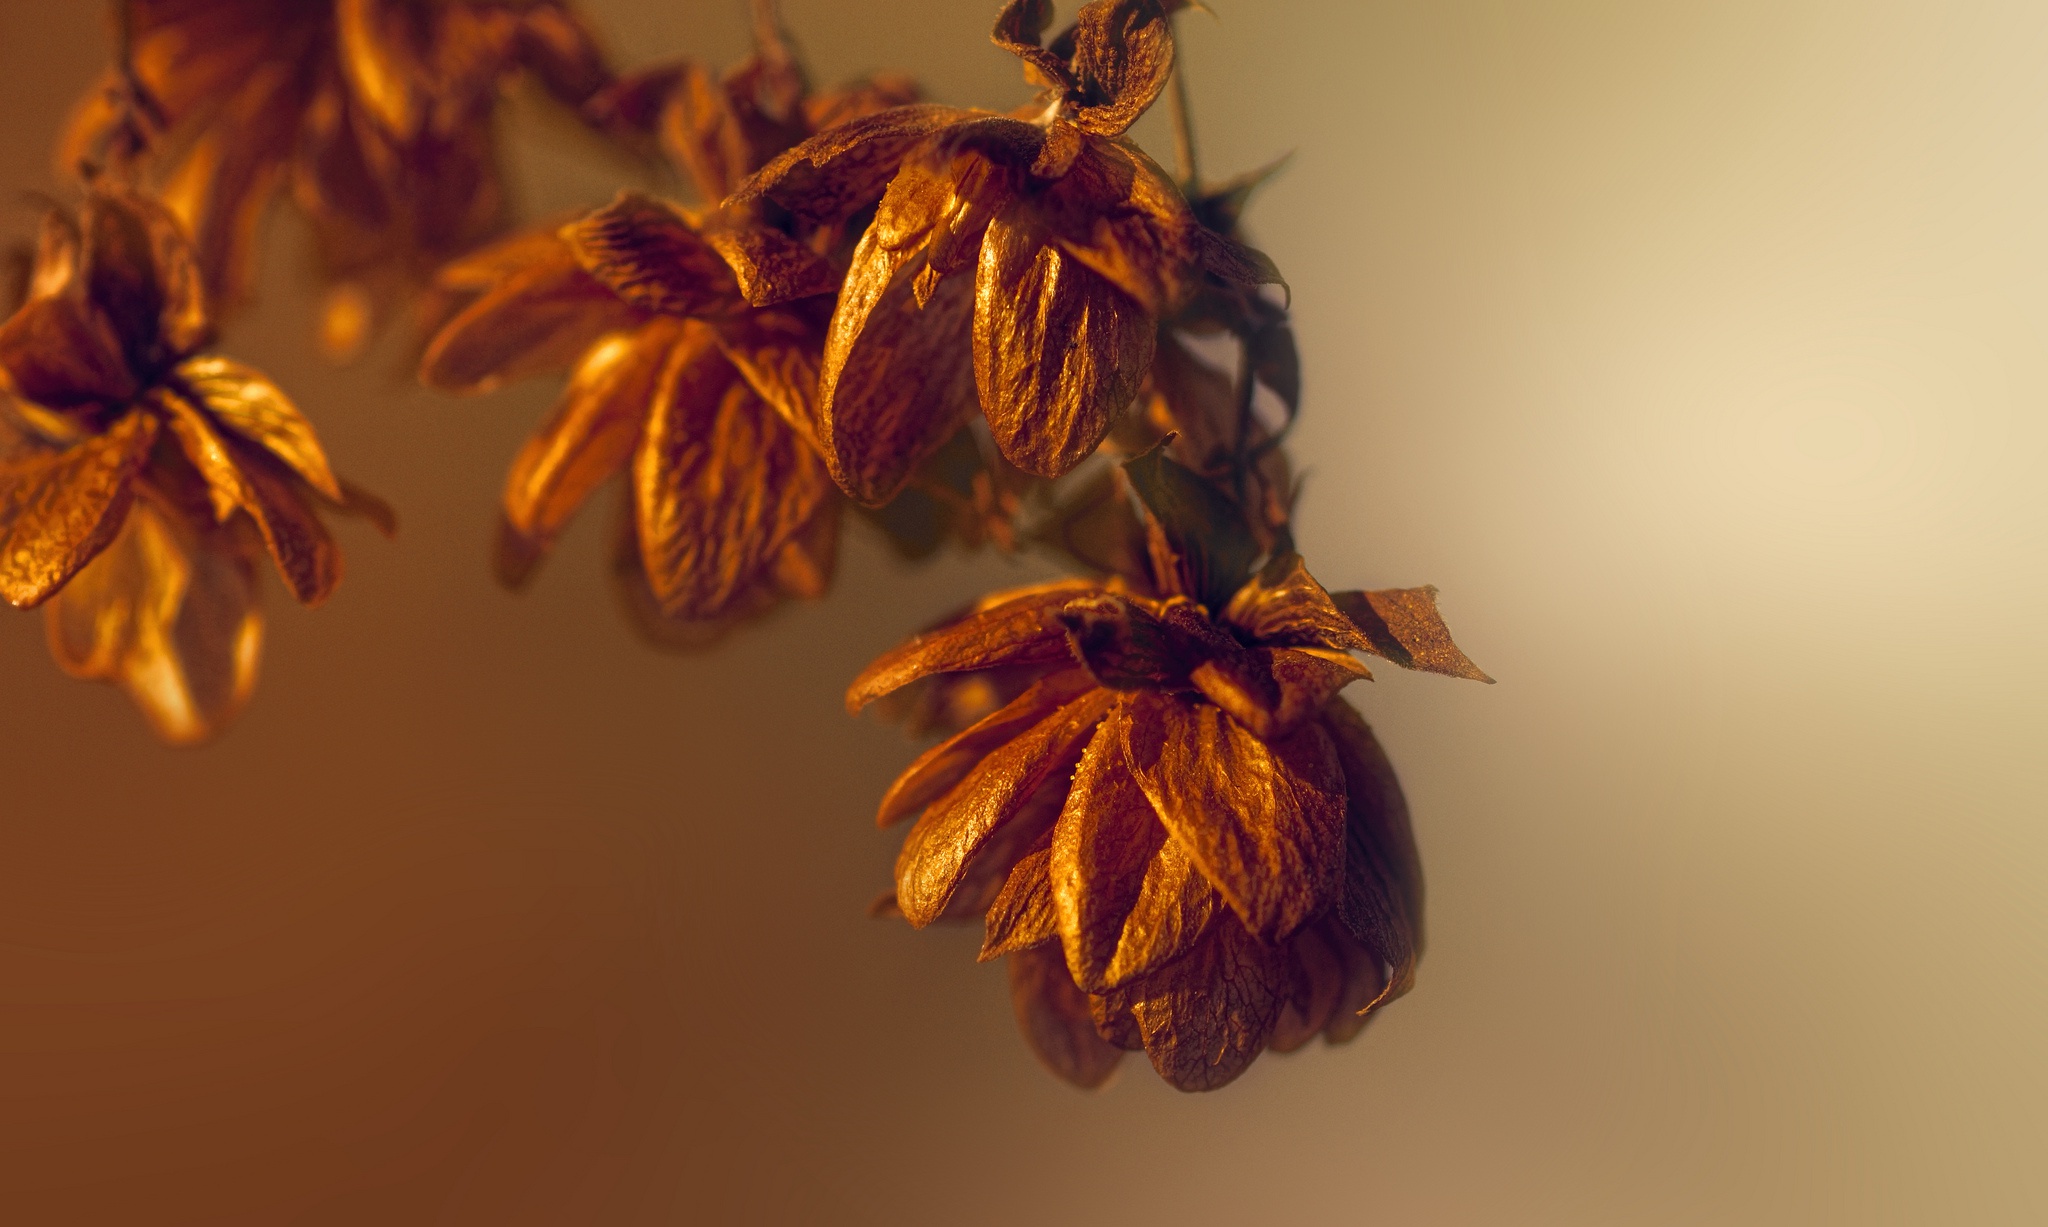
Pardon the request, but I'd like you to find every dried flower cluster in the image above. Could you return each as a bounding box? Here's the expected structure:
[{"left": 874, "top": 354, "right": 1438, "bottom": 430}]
[{"left": 2, "top": 0, "right": 1487, "bottom": 1092}]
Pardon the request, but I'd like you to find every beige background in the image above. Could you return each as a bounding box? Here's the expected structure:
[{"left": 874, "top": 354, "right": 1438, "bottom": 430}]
[{"left": 3, "top": 1, "right": 2044, "bottom": 1223}]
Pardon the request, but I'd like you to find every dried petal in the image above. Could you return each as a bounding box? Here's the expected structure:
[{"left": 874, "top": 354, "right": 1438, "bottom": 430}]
[
  {"left": 894, "top": 687, "right": 1113, "bottom": 927},
  {"left": 847, "top": 580, "right": 1100, "bottom": 711},
  {"left": 817, "top": 231, "right": 977, "bottom": 505},
  {"left": 975, "top": 207, "right": 1153, "bottom": 479},
  {"left": 44, "top": 498, "right": 261, "bottom": 746},
  {"left": 1123, "top": 914, "right": 1289, "bottom": 1092},
  {"left": 1008, "top": 945, "right": 1124, "bottom": 1089},
  {"left": 173, "top": 356, "right": 342, "bottom": 500},
  {"left": 1192, "top": 646, "right": 1372, "bottom": 742},
  {"left": 1068, "top": 0, "right": 1174, "bottom": 137},
  {"left": 1322, "top": 701, "right": 1422, "bottom": 1014},
  {"left": 711, "top": 309, "right": 825, "bottom": 449},
  {"left": 0, "top": 296, "right": 136, "bottom": 408},
  {"left": 1268, "top": 922, "right": 1346, "bottom": 1053},
  {"left": 0, "top": 410, "right": 156, "bottom": 608},
  {"left": 981, "top": 842, "right": 1059, "bottom": 961},
  {"left": 419, "top": 246, "right": 638, "bottom": 393},
  {"left": 497, "top": 322, "right": 688, "bottom": 587},
  {"left": 992, "top": 0, "right": 1074, "bottom": 92},
  {"left": 1321, "top": 921, "right": 1393, "bottom": 1044},
  {"left": 231, "top": 443, "right": 343, "bottom": 607},
  {"left": 1223, "top": 553, "right": 1371, "bottom": 652},
  {"left": 731, "top": 104, "right": 964, "bottom": 224},
  {"left": 81, "top": 190, "right": 211, "bottom": 366},
  {"left": 635, "top": 344, "right": 834, "bottom": 619},
  {"left": 1121, "top": 689, "right": 1347, "bottom": 941},
  {"left": 701, "top": 215, "right": 840, "bottom": 308},
  {"left": 1057, "top": 591, "right": 1183, "bottom": 689},
  {"left": 1331, "top": 586, "right": 1494, "bottom": 682},
  {"left": 563, "top": 192, "right": 741, "bottom": 318},
  {"left": 876, "top": 668, "right": 1095, "bottom": 827}
]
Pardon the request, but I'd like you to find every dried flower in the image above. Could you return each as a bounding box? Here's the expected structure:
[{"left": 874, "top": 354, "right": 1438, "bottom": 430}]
[
  {"left": 0, "top": 190, "right": 386, "bottom": 743},
  {"left": 61, "top": 0, "right": 610, "bottom": 354},
  {"left": 728, "top": 0, "right": 1275, "bottom": 507},
  {"left": 850, "top": 448, "right": 1488, "bottom": 1090}
]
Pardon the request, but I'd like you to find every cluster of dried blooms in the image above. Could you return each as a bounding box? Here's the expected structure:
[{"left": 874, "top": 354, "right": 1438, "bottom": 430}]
[{"left": 0, "top": 0, "right": 1488, "bottom": 1092}]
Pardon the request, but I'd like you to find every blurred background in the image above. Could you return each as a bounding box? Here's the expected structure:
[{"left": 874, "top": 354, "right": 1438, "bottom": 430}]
[{"left": 2, "top": 1, "right": 2044, "bottom": 1223}]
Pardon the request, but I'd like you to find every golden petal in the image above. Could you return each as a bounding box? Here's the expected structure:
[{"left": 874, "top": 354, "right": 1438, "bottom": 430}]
[
  {"left": 700, "top": 217, "right": 840, "bottom": 308},
  {"left": 231, "top": 444, "right": 343, "bottom": 608},
  {"left": 730, "top": 104, "right": 966, "bottom": 225},
  {"left": 893, "top": 687, "right": 1114, "bottom": 927},
  {"left": 497, "top": 320, "right": 687, "bottom": 588},
  {"left": 418, "top": 243, "right": 637, "bottom": 393},
  {"left": 846, "top": 581, "right": 1102, "bottom": 712},
  {"left": 1191, "top": 646, "right": 1372, "bottom": 742},
  {"left": 1125, "top": 914, "right": 1289, "bottom": 1092},
  {"left": 1039, "top": 140, "right": 1195, "bottom": 315},
  {"left": 1068, "top": 0, "right": 1176, "bottom": 138},
  {"left": 992, "top": 0, "right": 1075, "bottom": 92},
  {"left": 173, "top": 356, "right": 343, "bottom": 500},
  {"left": 711, "top": 310, "right": 826, "bottom": 450},
  {"left": 605, "top": 495, "right": 769, "bottom": 654},
  {"left": 816, "top": 230, "right": 978, "bottom": 505},
  {"left": 44, "top": 497, "right": 262, "bottom": 747},
  {"left": 0, "top": 296, "right": 137, "bottom": 408},
  {"left": 1222, "top": 553, "right": 1372, "bottom": 652},
  {"left": 1006, "top": 945, "right": 1125, "bottom": 1089},
  {"left": 1321, "top": 701, "right": 1422, "bottom": 1015},
  {"left": 634, "top": 344, "right": 835, "bottom": 620},
  {"left": 875, "top": 668, "right": 1095, "bottom": 828},
  {"left": 1120, "top": 689, "right": 1347, "bottom": 941},
  {"left": 1051, "top": 707, "right": 1164, "bottom": 984},
  {"left": 1056, "top": 591, "right": 1184, "bottom": 689},
  {"left": 562, "top": 192, "right": 741, "bottom": 318},
  {"left": 0, "top": 410, "right": 156, "bottom": 609},
  {"left": 975, "top": 206, "right": 1154, "bottom": 480},
  {"left": 1330, "top": 586, "right": 1495, "bottom": 682},
  {"left": 980, "top": 839, "right": 1059, "bottom": 961}
]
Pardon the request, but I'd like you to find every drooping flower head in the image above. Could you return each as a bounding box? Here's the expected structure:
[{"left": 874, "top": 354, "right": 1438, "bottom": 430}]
[
  {"left": 0, "top": 190, "right": 387, "bottom": 742},
  {"left": 850, "top": 446, "right": 1489, "bottom": 1090},
  {"left": 728, "top": 0, "right": 1278, "bottom": 507},
  {"left": 61, "top": 0, "right": 612, "bottom": 356},
  {"left": 418, "top": 40, "right": 916, "bottom": 642}
]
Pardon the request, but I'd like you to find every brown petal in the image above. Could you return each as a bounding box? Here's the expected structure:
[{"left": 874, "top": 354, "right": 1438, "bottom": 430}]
[
  {"left": 894, "top": 687, "right": 1113, "bottom": 927},
  {"left": 730, "top": 104, "right": 964, "bottom": 225},
  {"left": 975, "top": 207, "right": 1154, "bottom": 479},
  {"left": 1321, "top": 920, "right": 1394, "bottom": 1044},
  {"left": 1223, "top": 553, "right": 1372, "bottom": 652},
  {"left": 0, "top": 296, "right": 136, "bottom": 408},
  {"left": 1069, "top": 0, "right": 1175, "bottom": 137},
  {"left": 1088, "top": 988, "right": 1145, "bottom": 1051},
  {"left": 605, "top": 496, "right": 770, "bottom": 654},
  {"left": 1268, "top": 922, "right": 1346, "bottom": 1053},
  {"left": 700, "top": 216, "right": 840, "bottom": 308},
  {"left": 1322, "top": 702, "right": 1423, "bottom": 1014},
  {"left": 1057, "top": 591, "right": 1183, "bottom": 689},
  {"left": 0, "top": 410, "right": 156, "bottom": 608},
  {"left": 1121, "top": 689, "right": 1347, "bottom": 941},
  {"left": 711, "top": 309, "right": 825, "bottom": 449},
  {"left": 230, "top": 443, "right": 343, "bottom": 608},
  {"left": 419, "top": 245, "right": 637, "bottom": 393},
  {"left": 635, "top": 345, "right": 835, "bottom": 620},
  {"left": 497, "top": 322, "right": 686, "bottom": 587},
  {"left": 80, "top": 190, "right": 211, "bottom": 364},
  {"left": 1331, "top": 586, "right": 1495, "bottom": 682},
  {"left": 1007, "top": 945, "right": 1125, "bottom": 1089},
  {"left": 992, "top": 0, "right": 1074, "bottom": 92},
  {"left": 173, "top": 356, "right": 342, "bottom": 501},
  {"left": 846, "top": 579, "right": 1100, "bottom": 711},
  {"left": 816, "top": 203, "right": 979, "bottom": 505},
  {"left": 44, "top": 498, "right": 261, "bottom": 747},
  {"left": 1040, "top": 140, "right": 1195, "bottom": 316},
  {"left": 562, "top": 192, "right": 741, "bottom": 318},
  {"left": 1125, "top": 915, "right": 1289, "bottom": 1092},
  {"left": 876, "top": 668, "right": 1096, "bottom": 828},
  {"left": 1192, "top": 646, "right": 1372, "bottom": 742},
  {"left": 981, "top": 840, "right": 1059, "bottom": 961}
]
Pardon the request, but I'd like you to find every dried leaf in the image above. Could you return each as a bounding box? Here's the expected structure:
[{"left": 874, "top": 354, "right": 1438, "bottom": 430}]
[
  {"left": 81, "top": 190, "right": 211, "bottom": 367},
  {"left": 975, "top": 207, "right": 1153, "bottom": 480},
  {"left": 1121, "top": 442, "right": 1259, "bottom": 610},
  {"left": 876, "top": 668, "right": 1095, "bottom": 827},
  {"left": 1008, "top": 945, "right": 1125, "bottom": 1089},
  {"left": 1322, "top": 701, "right": 1422, "bottom": 1014},
  {"left": 700, "top": 216, "right": 839, "bottom": 308},
  {"left": 231, "top": 442, "right": 343, "bottom": 607},
  {"left": 817, "top": 229, "right": 977, "bottom": 505},
  {"left": 419, "top": 247, "right": 637, "bottom": 393},
  {"left": 0, "top": 410, "right": 156, "bottom": 609},
  {"left": 711, "top": 309, "right": 825, "bottom": 448},
  {"left": 992, "top": 0, "right": 1074, "bottom": 92},
  {"left": 894, "top": 687, "right": 1113, "bottom": 927},
  {"left": 1057, "top": 591, "right": 1182, "bottom": 689},
  {"left": 635, "top": 344, "right": 834, "bottom": 619},
  {"left": 44, "top": 498, "right": 261, "bottom": 746},
  {"left": 1331, "top": 586, "right": 1494, "bottom": 682},
  {"left": 1120, "top": 689, "right": 1346, "bottom": 941},
  {"left": 498, "top": 322, "right": 688, "bottom": 587},
  {"left": 174, "top": 356, "right": 342, "bottom": 500},
  {"left": 1069, "top": 0, "right": 1174, "bottom": 138},
  {"left": 981, "top": 842, "right": 1059, "bottom": 961},
  {"left": 1268, "top": 922, "right": 1345, "bottom": 1053},
  {"left": 847, "top": 580, "right": 1098, "bottom": 711},
  {"left": 1222, "top": 553, "right": 1369, "bottom": 651},
  {"left": 562, "top": 192, "right": 741, "bottom": 318},
  {"left": 732, "top": 104, "right": 963, "bottom": 224},
  {"left": 1192, "top": 646, "right": 1371, "bottom": 742},
  {"left": 1124, "top": 914, "right": 1288, "bottom": 1092},
  {"left": 0, "top": 296, "right": 136, "bottom": 408}
]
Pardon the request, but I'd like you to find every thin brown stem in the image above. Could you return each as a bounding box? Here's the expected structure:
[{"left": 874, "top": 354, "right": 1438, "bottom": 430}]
[{"left": 1167, "top": 19, "right": 1200, "bottom": 190}]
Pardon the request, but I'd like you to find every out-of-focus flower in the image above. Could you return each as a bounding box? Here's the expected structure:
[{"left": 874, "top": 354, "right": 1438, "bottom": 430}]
[
  {"left": 728, "top": 0, "right": 1277, "bottom": 507},
  {"left": 0, "top": 190, "right": 388, "bottom": 743},
  {"left": 60, "top": 0, "right": 611, "bottom": 357},
  {"left": 849, "top": 446, "right": 1489, "bottom": 1090},
  {"left": 418, "top": 40, "right": 916, "bottom": 639}
]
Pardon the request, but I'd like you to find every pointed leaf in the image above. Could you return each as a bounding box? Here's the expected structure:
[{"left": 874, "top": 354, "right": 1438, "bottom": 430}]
[
  {"left": 0, "top": 410, "right": 156, "bottom": 608},
  {"left": 1331, "top": 586, "right": 1494, "bottom": 682},
  {"left": 1222, "top": 553, "right": 1369, "bottom": 651},
  {"left": 1120, "top": 442, "right": 1259, "bottom": 610}
]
